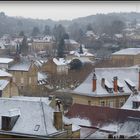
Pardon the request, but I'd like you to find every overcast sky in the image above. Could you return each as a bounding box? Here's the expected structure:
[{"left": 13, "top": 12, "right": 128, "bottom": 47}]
[{"left": 0, "top": 1, "right": 140, "bottom": 21}]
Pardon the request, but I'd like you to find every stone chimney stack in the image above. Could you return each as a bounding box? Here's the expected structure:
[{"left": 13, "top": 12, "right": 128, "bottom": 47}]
[
  {"left": 113, "top": 76, "right": 118, "bottom": 93},
  {"left": 138, "top": 67, "right": 140, "bottom": 91},
  {"left": 92, "top": 72, "right": 97, "bottom": 92},
  {"left": 54, "top": 111, "right": 63, "bottom": 130}
]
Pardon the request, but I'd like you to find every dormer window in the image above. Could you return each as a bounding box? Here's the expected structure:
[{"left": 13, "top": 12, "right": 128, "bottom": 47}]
[
  {"left": 125, "top": 79, "right": 136, "bottom": 91},
  {"left": 132, "top": 101, "right": 140, "bottom": 109},
  {"left": 1, "top": 108, "right": 20, "bottom": 131},
  {"left": 117, "top": 80, "right": 124, "bottom": 92},
  {"left": 105, "top": 80, "right": 113, "bottom": 93}
]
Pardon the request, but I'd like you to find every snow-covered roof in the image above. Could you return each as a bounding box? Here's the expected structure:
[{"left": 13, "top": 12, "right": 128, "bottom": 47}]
[
  {"left": 121, "top": 93, "right": 140, "bottom": 111},
  {"left": 0, "top": 98, "right": 57, "bottom": 136},
  {"left": 64, "top": 39, "right": 79, "bottom": 45},
  {"left": 0, "top": 42, "right": 5, "bottom": 49},
  {"left": 0, "top": 80, "right": 9, "bottom": 90},
  {"left": 0, "top": 58, "right": 13, "bottom": 64},
  {"left": 114, "top": 34, "right": 123, "bottom": 38},
  {"left": 115, "top": 117, "right": 140, "bottom": 138},
  {"left": 43, "top": 35, "right": 54, "bottom": 42},
  {"left": 12, "top": 96, "right": 51, "bottom": 106},
  {"left": 112, "top": 48, "right": 140, "bottom": 55},
  {"left": 8, "top": 62, "right": 31, "bottom": 71},
  {"left": 53, "top": 58, "right": 67, "bottom": 66},
  {"left": 86, "top": 31, "right": 95, "bottom": 37},
  {"left": 74, "top": 67, "right": 139, "bottom": 96},
  {"left": 0, "top": 69, "right": 12, "bottom": 77},
  {"left": 0, "top": 97, "right": 81, "bottom": 136}
]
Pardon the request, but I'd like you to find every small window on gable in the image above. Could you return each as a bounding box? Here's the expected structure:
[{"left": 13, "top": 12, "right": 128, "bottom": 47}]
[
  {"left": 34, "top": 125, "right": 40, "bottom": 131},
  {"left": 133, "top": 101, "right": 140, "bottom": 109},
  {"left": 88, "top": 100, "right": 91, "bottom": 105}
]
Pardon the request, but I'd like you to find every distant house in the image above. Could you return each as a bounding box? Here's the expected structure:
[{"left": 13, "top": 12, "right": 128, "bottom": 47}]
[
  {"left": 64, "top": 39, "right": 80, "bottom": 52},
  {"left": 8, "top": 61, "right": 39, "bottom": 91},
  {"left": 41, "top": 58, "right": 68, "bottom": 75},
  {"left": 67, "top": 47, "right": 95, "bottom": 63},
  {"left": 31, "top": 36, "right": 55, "bottom": 55},
  {"left": 0, "top": 69, "right": 18, "bottom": 97},
  {"left": 111, "top": 48, "right": 140, "bottom": 66},
  {"left": 0, "top": 58, "right": 14, "bottom": 70},
  {"left": 66, "top": 44, "right": 95, "bottom": 64},
  {"left": 0, "top": 97, "right": 81, "bottom": 138},
  {"left": 58, "top": 66, "right": 140, "bottom": 108}
]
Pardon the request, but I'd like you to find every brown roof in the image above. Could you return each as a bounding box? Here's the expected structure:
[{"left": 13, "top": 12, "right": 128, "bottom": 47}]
[{"left": 65, "top": 103, "right": 140, "bottom": 126}]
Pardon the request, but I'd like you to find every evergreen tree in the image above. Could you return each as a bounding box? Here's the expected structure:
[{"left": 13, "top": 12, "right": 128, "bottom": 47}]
[
  {"left": 79, "top": 44, "right": 83, "bottom": 54},
  {"left": 43, "top": 25, "right": 51, "bottom": 35},
  {"left": 19, "top": 31, "right": 24, "bottom": 37},
  {"left": 20, "top": 36, "right": 28, "bottom": 55},
  {"left": 57, "top": 37, "right": 65, "bottom": 58},
  {"left": 31, "top": 26, "right": 40, "bottom": 37}
]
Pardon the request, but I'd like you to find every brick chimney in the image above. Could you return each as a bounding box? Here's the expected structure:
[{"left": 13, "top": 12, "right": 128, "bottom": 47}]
[
  {"left": 113, "top": 76, "right": 118, "bottom": 93},
  {"left": 92, "top": 72, "right": 97, "bottom": 92},
  {"left": 138, "top": 68, "right": 140, "bottom": 91}
]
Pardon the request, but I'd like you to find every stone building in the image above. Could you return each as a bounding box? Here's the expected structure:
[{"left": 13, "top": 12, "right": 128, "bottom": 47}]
[
  {"left": 111, "top": 48, "right": 140, "bottom": 66},
  {"left": 57, "top": 66, "right": 140, "bottom": 108}
]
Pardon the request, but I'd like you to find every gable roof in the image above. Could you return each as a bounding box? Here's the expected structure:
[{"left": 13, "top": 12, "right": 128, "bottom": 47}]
[{"left": 112, "top": 48, "right": 140, "bottom": 55}]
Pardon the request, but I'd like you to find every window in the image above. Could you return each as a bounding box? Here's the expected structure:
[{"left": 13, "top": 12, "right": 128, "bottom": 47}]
[
  {"left": 109, "top": 100, "right": 114, "bottom": 108},
  {"left": 120, "top": 101, "right": 124, "bottom": 107},
  {"left": 29, "top": 77, "right": 32, "bottom": 84},
  {"left": 21, "top": 86, "right": 24, "bottom": 90},
  {"left": 13, "top": 77, "right": 16, "bottom": 83},
  {"left": 21, "top": 78, "right": 24, "bottom": 84},
  {"left": 133, "top": 101, "right": 140, "bottom": 109},
  {"left": 88, "top": 100, "right": 91, "bottom": 106},
  {"left": 100, "top": 100, "right": 105, "bottom": 106},
  {"left": 34, "top": 125, "right": 40, "bottom": 131}
]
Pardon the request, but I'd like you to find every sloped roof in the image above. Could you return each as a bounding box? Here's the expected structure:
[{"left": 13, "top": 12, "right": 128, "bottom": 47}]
[
  {"left": 53, "top": 58, "right": 67, "bottom": 66},
  {"left": 115, "top": 117, "right": 140, "bottom": 138},
  {"left": 8, "top": 62, "right": 31, "bottom": 71},
  {"left": 0, "top": 69, "right": 12, "bottom": 77},
  {"left": 64, "top": 39, "right": 79, "bottom": 45},
  {"left": 0, "top": 80, "right": 9, "bottom": 90},
  {"left": 0, "top": 58, "right": 13, "bottom": 64},
  {"left": 0, "top": 97, "right": 81, "bottom": 136},
  {"left": 121, "top": 93, "right": 140, "bottom": 111},
  {"left": 112, "top": 48, "right": 140, "bottom": 55},
  {"left": 74, "top": 67, "right": 139, "bottom": 96},
  {"left": 66, "top": 103, "right": 140, "bottom": 127},
  {"left": 0, "top": 98, "right": 57, "bottom": 136}
]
